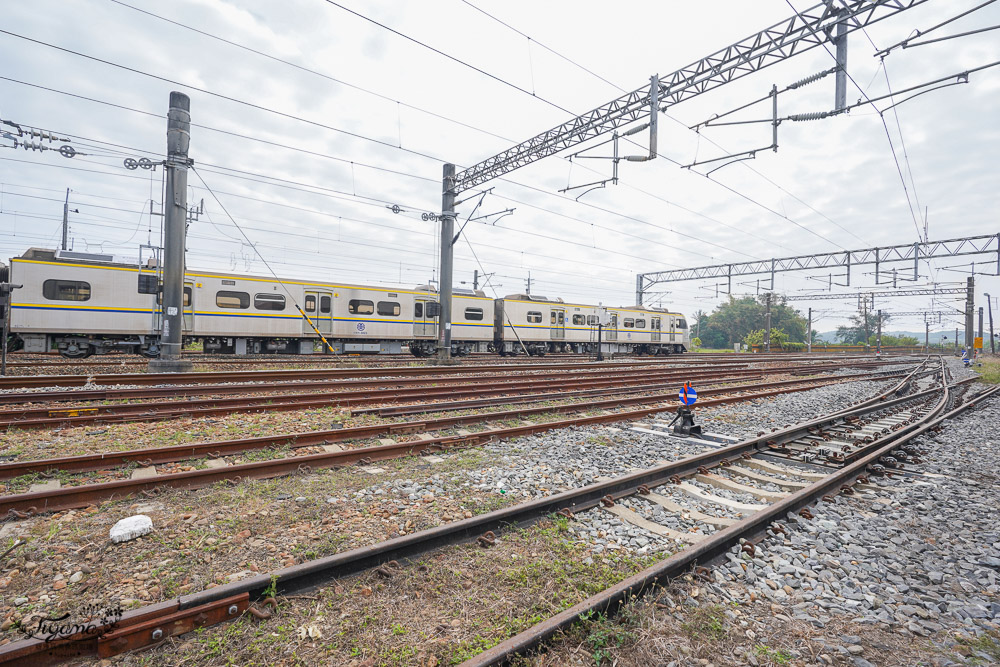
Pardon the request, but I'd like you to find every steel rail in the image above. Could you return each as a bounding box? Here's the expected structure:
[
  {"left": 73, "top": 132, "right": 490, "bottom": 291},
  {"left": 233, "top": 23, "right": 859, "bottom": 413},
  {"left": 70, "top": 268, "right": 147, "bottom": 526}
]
[
  {"left": 0, "top": 372, "right": 902, "bottom": 481},
  {"left": 0, "top": 373, "right": 908, "bottom": 516},
  {"left": 0, "top": 355, "right": 898, "bottom": 390},
  {"left": 0, "top": 366, "right": 774, "bottom": 426},
  {"left": 0, "top": 364, "right": 957, "bottom": 664},
  {"left": 464, "top": 372, "right": 991, "bottom": 666},
  {"left": 0, "top": 359, "right": 899, "bottom": 405},
  {"left": 0, "top": 364, "right": 896, "bottom": 429}
]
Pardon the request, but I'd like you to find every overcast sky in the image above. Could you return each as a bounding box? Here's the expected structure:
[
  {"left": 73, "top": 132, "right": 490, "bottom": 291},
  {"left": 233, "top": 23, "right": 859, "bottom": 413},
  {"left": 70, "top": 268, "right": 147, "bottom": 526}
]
[{"left": 1, "top": 0, "right": 998, "bottom": 334}]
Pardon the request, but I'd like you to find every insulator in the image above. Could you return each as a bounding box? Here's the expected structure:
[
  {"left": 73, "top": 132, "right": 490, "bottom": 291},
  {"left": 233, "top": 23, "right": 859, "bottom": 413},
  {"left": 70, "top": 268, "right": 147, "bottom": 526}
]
[
  {"left": 624, "top": 155, "right": 652, "bottom": 162},
  {"left": 788, "top": 68, "right": 833, "bottom": 89},
  {"left": 623, "top": 122, "right": 650, "bottom": 137},
  {"left": 789, "top": 111, "right": 832, "bottom": 122}
]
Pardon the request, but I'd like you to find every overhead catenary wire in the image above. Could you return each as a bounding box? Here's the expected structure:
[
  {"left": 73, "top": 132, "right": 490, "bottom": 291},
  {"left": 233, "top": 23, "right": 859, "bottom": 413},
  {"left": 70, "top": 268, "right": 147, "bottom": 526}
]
[
  {"left": 1, "top": 7, "right": 984, "bottom": 316},
  {"left": 190, "top": 166, "right": 337, "bottom": 352},
  {"left": 2, "top": 77, "right": 755, "bottom": 265}
]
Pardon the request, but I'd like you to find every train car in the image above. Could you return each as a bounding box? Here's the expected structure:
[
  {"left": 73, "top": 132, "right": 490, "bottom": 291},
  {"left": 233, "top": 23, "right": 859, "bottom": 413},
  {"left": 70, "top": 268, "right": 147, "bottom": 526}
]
[
  {"left": 4, "top": 248, "right": 492, "bottom": 357},
  {"left": 493, "top": 294, "right": 689, "bottom": 356}
]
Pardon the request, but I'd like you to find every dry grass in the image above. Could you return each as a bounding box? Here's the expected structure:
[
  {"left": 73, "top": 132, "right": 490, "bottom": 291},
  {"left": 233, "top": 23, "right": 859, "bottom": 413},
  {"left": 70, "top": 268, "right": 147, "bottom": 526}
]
[
  {"left": 529, "top": 581, "right": 957, "bottom": 666},
  {"left": 118, "top": 517, "right": 659, "bottom": 666},
  {"left": 978, "top": 357, "right": 1000, "bottom": 385}
]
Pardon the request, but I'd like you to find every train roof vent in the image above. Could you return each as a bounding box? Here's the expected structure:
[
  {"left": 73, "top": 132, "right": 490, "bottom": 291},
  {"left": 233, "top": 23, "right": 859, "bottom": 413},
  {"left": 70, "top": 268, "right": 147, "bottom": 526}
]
[
  {"left": 56, "top": 250, "right": 115, "bottom": 263},
  {"left": 21, "top": 247, "right": 57, "bottom": 260},
  {"left": 504, "top": 293, "right": 554, "bottom": 302}
]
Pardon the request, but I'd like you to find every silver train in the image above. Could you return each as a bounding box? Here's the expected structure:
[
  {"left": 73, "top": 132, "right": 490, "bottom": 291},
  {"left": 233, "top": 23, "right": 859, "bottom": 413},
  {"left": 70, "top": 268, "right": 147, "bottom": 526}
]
[{"left": 0, "top": 248, "right": 690, "bottom": 358}]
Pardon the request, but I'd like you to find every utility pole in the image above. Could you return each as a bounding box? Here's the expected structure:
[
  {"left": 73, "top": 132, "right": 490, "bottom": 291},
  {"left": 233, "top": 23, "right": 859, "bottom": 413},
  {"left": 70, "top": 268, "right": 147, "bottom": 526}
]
[
  {"left": 925, "top": 316, "right": 929, "bottom": 354},
  {"left": 1, "top": 283, "right": 23, "bottom": 376},
  {"left": 986, "top": 293, "right": 995, "bottom": 355},
  {"left": 525, "top": 272, "right": 531, "bottom": 296},
  {"left": 862, "top": 295, "right": 870, "bottom": 350},
  {"left": 436, "top": 163, "right": 456, "bottom": 364},
  {"left": 61, "top": 188, "right": 70, "bottom": 251},
  {"left": 807, "top": 307, "right": 812, "bottom": 354},
  {"left": 635, "top": 275, "right": 643, "bottom": 307},
  {"left": 764, "top": 293, "right": 772, "bottom": 352},
  {"left": 473, "top": 269, "right": 479, "bottom": 291},
  {"left": 834, "top": 12, "right": 848, "bottom": 111},
  {"left": 965, "top": 276, "right": 975, "bottom": 350},
  {"left": 876, "top": 309, "right": 882, "bottom": 356},
  {"left": 149, "top": 92, "right": 193, "bottom": 373},
  {"left": 955, "top": 327, "right": 959, "bottom": 354},
  {"left": 978, "top": 306, "right": 984, "bottom": 340}
]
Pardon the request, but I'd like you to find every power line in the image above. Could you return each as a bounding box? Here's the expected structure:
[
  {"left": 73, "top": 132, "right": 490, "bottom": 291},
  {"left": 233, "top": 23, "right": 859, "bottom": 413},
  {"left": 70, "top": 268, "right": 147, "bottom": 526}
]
[
  {"left": 2, "top": 77, "right": 753, "bottom": 265},
  {"left": 459, "top": 0, "right": 867, "bottom": 249},
  {"left": 320, "top": 1, "right": 572, "bottom": 115},
  {"left": 107, "top": 0, "right": 514, "bottom": 144},
  {"left": 0, "top": 29, "right": 443, "bottom": 162}
]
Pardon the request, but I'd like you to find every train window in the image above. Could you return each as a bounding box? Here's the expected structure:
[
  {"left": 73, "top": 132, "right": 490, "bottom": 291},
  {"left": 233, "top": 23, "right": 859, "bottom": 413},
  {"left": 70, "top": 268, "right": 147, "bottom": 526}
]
[
  {"left": 377, "top": 301, "right": 400, "bottom": 316},
  {"left": 217, "top": 291, "right": 249, "bottom": 309},
  {"left": 652, "top": 317, "right": 660, "bottom": 330},
  {"left": 464, "top": 307, "right": 484, "bottom": 321},
  {"left": 155, "top": 287, "right": 192, "bottom": 307},
  {"left": 623, "top": 318, "right": 634, "bottom": 328},
  {"left": 304, "top": 295, "right": 316, "bottom": 312},
  {"left": 526, "top": 311, "right": 542, "bottom": 323},
  {"left": 586, "top": 315, "right": 599, "bottom": 326},
  {"left": 414, "top": 302, "right": 423, "bottom": 318},
  {"left": 349, "top": 299, "right": 374, "bottom": 315},
  {"left": 572, "top": 314, "right": 585, "bottom": 325},
  {"left": 635, "top": 319, "right": 646, "bottom": 329},
  {"left": 676, "top": 318, "right": 687, "bottom": 328},
  {"left": 254, "top": 293, "right": 286, "bottom": 311},
  {"left": 320, "top": 296, "right": 331, "bottom": 314},
  {"left": 42, "top": 279, "right": 91, "bottom": 302}
]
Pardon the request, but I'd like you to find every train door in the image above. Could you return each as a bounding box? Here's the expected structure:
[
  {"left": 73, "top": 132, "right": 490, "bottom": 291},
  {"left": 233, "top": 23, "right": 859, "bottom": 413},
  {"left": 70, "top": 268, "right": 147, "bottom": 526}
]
[
  {"left": 606, "top": 313, "right": 618, "bottom": 341},
  {"left": 182, "top": 281, "right": 194, "bottom": 331},
  {"left": 550, "top": 308, "right": 565, "bottom": 339},
  {"left": 302, "top": 290, "right": 333, "bottom": 334},
  {"left": 669, "top": 317, "right": 676, "bottom": 342},
  {"left": 651, "top": 316, "right": 661, "bottom": 342},
  {"left": 413, "top": 299, "right": 436, "bottom": 336}
]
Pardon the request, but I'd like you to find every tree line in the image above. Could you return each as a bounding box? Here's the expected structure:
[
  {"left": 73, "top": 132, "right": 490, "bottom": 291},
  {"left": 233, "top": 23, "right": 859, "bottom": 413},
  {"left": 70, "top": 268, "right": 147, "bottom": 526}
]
[{"left": 691, "top": 295, "right": 919, "bottom": 349}]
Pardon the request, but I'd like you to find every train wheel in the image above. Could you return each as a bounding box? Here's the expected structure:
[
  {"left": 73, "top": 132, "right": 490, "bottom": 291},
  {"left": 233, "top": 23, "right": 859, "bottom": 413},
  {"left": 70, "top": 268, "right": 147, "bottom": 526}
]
[
  {"left": 60, "top": 344, "right": 92, "bottom": 359},
  {"left": 139, "top": 345, "right": 160, "bottom": 359}
]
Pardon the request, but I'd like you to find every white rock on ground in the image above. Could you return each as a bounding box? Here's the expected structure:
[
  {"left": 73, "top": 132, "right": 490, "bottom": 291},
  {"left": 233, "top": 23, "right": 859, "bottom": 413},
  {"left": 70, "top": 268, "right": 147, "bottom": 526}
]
[{"left": 109, "top": 515, "right": 153, "bottom": 543}]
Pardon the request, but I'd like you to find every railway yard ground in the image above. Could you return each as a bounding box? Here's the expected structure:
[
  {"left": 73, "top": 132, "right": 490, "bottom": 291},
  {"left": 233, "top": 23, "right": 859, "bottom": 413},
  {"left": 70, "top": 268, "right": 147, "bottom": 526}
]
[{"left": 0, "top": 352, "right": 996, "bottom": 667}]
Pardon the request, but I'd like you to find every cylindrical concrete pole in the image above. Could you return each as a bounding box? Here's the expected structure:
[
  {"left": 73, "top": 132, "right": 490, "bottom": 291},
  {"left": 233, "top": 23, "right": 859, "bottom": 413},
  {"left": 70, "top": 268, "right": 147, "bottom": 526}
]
[
  {"left": 436, "top": 163, "right": 456, "bottom": 364},
  {"left": 150, "top": 91, "right": 193, "bottom": 373},
  {"left": 876, "top": 309, "right": 882, "bottom": 355},
  {"left": 965, "top": 276, "right": 975, "bottom": 350},
  {"left": 764, "top": 294, "right": 771, "bottom": 352},
  {"left": 807, "top": 307, "right": 812, "bottom": 353}
]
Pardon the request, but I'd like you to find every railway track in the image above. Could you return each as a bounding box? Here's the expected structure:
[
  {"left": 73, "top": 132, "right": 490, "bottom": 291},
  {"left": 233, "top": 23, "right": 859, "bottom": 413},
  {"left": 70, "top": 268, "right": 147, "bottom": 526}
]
[
  {"left": 0, "top": 362, "right": 903, "bottom": 429},
  {"left": 0, "top": 370, "right": 912, "bottom": 515},
  {"left": 0, "top": 356, "right": 898, "bottom": 392},
  {"left": 0, "top": 350, "right": 891, "bottom": 372},
  {"left": 1, "top": 358, "right": 990, "bottom": 665}
]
